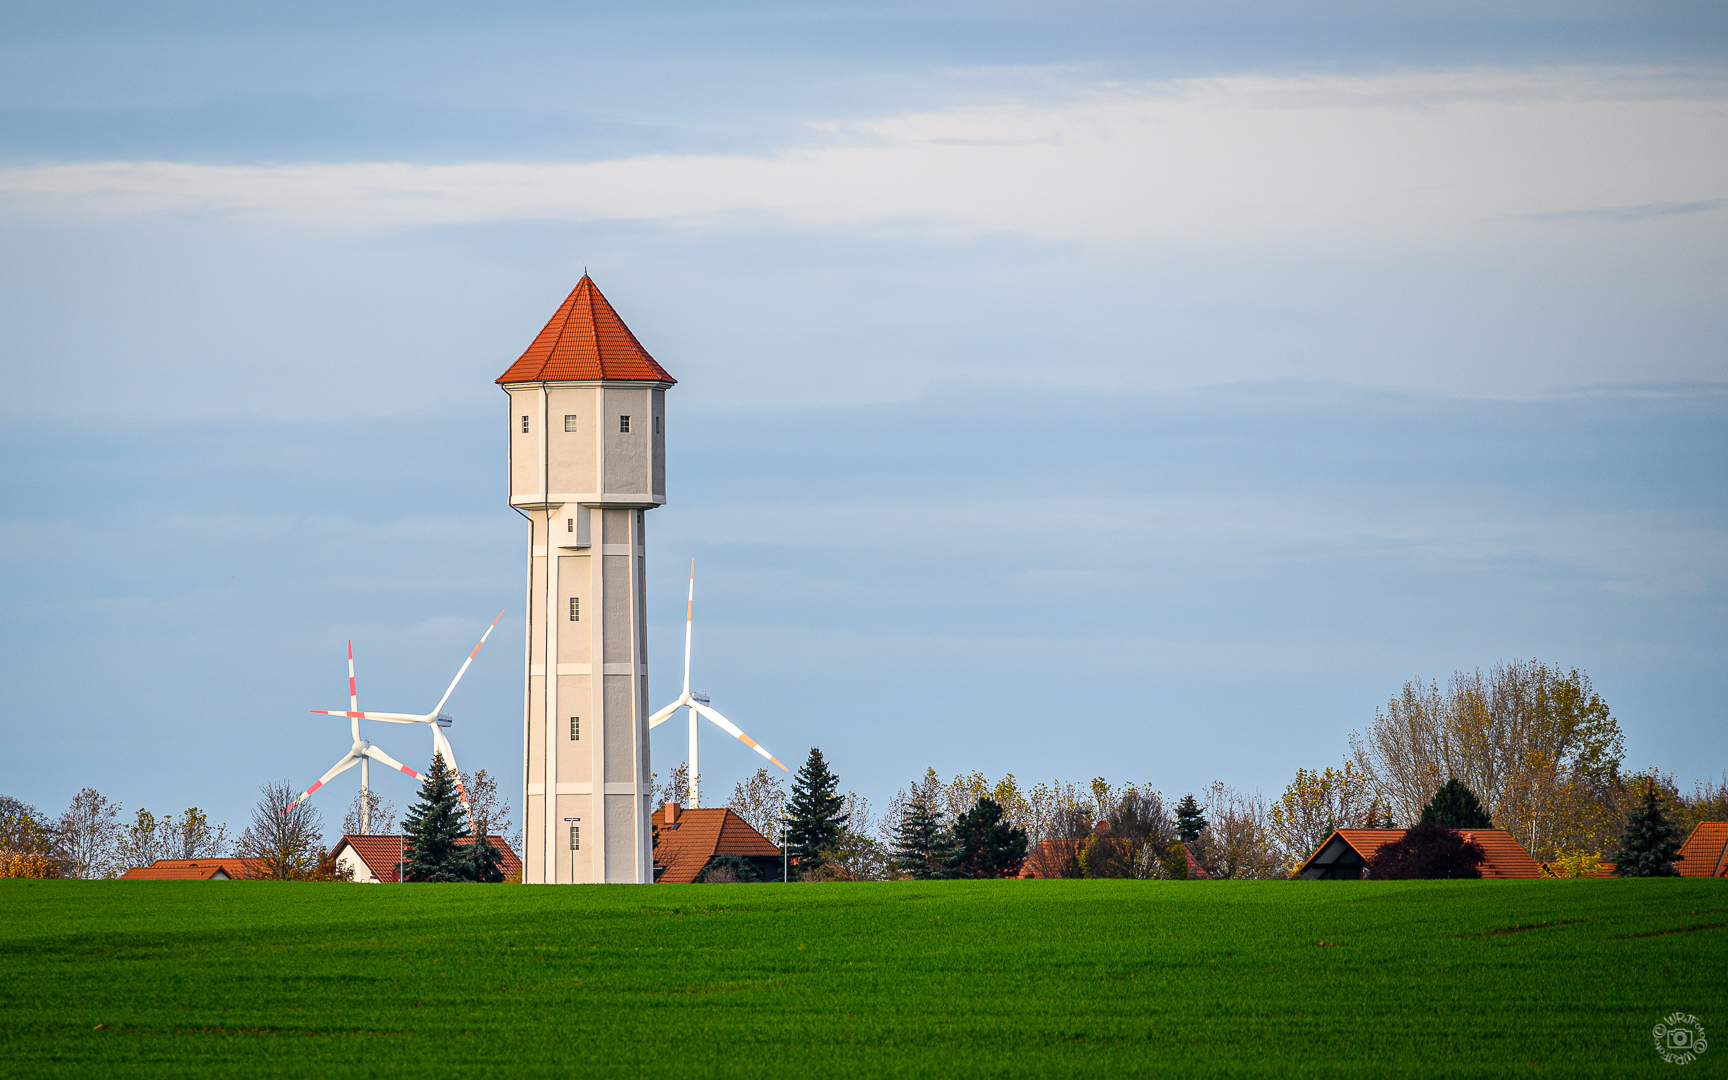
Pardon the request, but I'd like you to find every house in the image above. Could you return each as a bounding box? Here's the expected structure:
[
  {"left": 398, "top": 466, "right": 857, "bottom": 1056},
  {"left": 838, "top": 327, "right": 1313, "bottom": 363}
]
[
  {"left": 1676, "top": 822, "right": 1728, "bottom": 877},
  {"left": 119, "top": 858, "right": 266, "bottom": 880},
  {"left": 1298, "top": 828, "right": 1543, "bottom": 880},
  {"left": 330, "top": 835, "right": 523, "bottom": 883},
  {"left": 651, "top": 803, "right": 783, "bottom": 883}
]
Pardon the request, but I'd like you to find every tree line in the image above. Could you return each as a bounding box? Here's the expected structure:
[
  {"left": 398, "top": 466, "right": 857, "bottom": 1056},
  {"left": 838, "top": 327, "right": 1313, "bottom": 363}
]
[
  {"left": 0, "top": 754, "right": 520, "bottom": 882},
  {"left": 705, "top": 659, "right": 1724, "bottom": 882}
]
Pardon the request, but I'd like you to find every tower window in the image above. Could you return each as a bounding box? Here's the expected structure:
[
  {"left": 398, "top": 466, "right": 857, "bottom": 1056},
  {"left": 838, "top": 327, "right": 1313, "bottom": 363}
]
[
  {"left": 619, "top": 415, "right": 631, "bottom": 433},
  {"left": 520, "top": 415, "right": 530, "bottom": 433},
  {"left": 569, "top": 597, "right": 579, "bottom": 622},
  {"left": 564, "top": 414, "right": 578, "bottom": 432},
  {"left": 566, "top": 518, "right": 573, "bottom": 533},
  {"left": 569, "top": 825, "right": 580, "bottom": 851},
  {"left": 570, "top": 716, "right": 580, "bottom": 741},
  {"left": 655, "top": 416, "right": 662, "bottom": 434}
]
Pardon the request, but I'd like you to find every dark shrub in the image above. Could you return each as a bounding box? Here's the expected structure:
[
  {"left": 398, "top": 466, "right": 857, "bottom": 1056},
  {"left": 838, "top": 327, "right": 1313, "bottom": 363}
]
[
  {"left": 1366, "top": 823, "right": 1485, "bottom": 879},
  {"left": 696, "top": 853, "right": 762, "bottom": 883}
]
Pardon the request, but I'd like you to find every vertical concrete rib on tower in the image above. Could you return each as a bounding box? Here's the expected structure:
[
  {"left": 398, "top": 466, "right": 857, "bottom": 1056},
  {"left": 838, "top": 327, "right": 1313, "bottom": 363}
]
[{"left": 498, "top": 276, "right": 674, "bottom": 884}]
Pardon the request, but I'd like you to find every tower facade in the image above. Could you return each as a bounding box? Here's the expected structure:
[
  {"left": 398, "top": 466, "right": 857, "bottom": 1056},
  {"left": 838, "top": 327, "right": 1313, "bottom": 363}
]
[{"left": 497, "top": 276, "right": 675, "bottom": 884}]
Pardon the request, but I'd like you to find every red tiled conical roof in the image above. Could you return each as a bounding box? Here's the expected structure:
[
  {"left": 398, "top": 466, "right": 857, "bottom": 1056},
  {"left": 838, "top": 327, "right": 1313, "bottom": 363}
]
[{"left": 496, "top": 276, "right": 676, "bottom": 384}]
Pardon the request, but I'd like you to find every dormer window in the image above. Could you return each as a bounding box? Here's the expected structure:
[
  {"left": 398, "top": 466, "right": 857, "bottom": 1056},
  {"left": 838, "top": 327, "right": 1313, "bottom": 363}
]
[
  {"left": 619, "top": 415, "right": 631, "bottom": 433},
  {"left": 564, "top": 415, "right": 578, "bottom": 432},
  {"left": 520, "top": 415, "right": 530, "bottom": 433}
]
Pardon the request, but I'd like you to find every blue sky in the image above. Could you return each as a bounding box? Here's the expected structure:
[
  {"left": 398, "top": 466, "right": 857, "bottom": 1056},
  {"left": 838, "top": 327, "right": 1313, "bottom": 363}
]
[{"left": 1, "top": 0, "right": 1724, "bottom": 839}]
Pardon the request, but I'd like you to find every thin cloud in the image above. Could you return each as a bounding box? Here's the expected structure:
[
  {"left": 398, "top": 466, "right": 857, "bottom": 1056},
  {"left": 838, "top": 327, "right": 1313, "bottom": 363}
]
[
  {"left": 2, "top": 66, "right": 1722, "bottom": 248},
  {"left": 1518, "top": 198, "right": 1726, "bottom": 223}
]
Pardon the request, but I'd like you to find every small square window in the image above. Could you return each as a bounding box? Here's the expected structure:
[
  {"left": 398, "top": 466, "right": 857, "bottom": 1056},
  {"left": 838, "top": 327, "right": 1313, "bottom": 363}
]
[
  {"left": 564, "top": 414, "right": 578, "bottom": 432},
  {"left": 569, "top": 825, "right": 580, "bottom": 850},
  {"left": 570, "top": 716, "right": 580, "bottom": 741},
  {"left": 569, "top": 597, "right": 579, "bottom": 622},
  {"left": 520, "top": 415, "right": 530, "bottom": 433},
  {"left": 619, "top": 415, "right": 631, "bottom": 433}
]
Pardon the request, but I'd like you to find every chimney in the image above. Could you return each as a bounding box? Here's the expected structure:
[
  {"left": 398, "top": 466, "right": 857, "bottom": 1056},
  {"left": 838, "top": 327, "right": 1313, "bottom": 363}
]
[{"left": 665, "top": 802, "right": 680, "bottom": 825}]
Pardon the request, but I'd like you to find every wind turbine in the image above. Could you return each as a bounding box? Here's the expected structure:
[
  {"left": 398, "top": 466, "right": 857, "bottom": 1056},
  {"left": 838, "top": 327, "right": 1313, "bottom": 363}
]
[
  {"left": 649, "top": 561, "right": 786, "bottom": 807},
  {"left": 287, "top": 639, "right": 423, "bottom": 819},
  {"left": 309, "top": 611, "right": 503, "bottom": 831}
]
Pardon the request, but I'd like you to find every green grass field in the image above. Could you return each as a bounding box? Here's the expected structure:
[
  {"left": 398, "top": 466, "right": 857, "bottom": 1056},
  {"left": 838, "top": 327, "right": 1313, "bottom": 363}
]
[{"left": 1, "top": 878, "right": 1722, "bottom": 1077}]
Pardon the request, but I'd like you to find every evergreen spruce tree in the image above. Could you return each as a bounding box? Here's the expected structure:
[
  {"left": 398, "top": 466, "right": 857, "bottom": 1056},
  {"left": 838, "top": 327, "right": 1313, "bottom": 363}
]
[
  {"left": 1174, "top": 793, "right": 1207, "bottom": 843},
  {"left": 1419, "top": 778, "right": 1492, "bottom": 829},
  {"left": 891, "top": 792, "right": 958, "bottom": 880},
  {"left": 784, "top": 748, "right": 848, "bottom": 877},
  {"left": 948, "top": 797, "right": 1030, "bottom": 879},
  {"left": 1609, "top": 779, "right": 1682, "bottom": 877},
  {"left": 401, "top": 753, "right": 472, "bottom": 882}
]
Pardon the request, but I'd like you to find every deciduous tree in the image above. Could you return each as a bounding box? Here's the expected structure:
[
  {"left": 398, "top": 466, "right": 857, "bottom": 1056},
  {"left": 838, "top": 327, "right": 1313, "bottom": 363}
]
[
  {"left": 1192, "top": 782, "right": 1283, "bottom": 880},
  {"left": 1080, "top": 788, "right": 1173, "bottom": 879},
  {"left": 233, "top": 781, "right": 326, "bottom": 880},
  {"left": 54, "top": 788, "right": 123, "bottom": 879},
  {"left": 0, "top": 796, "right": 59, "bottom": 879},
  {"left": 116, "top": 808, "right": 166, "bottom": 871},
  {"left": 654, "top": 762, "right": 698, "bottom": 811},
  {"left": 726, "top": 767, "right": 788, "bottom": 843},
  {"left": 819, "top": 791, "right": 891, "bottom": 881},
  {"left": 341, "top": 790, "right": 396, "bottom": 836},
  {"left": 460, "top": 768, "right": 516, "bottom": 855},
  {"left": 1268, "top": 762, "right": 1377, "bottom": 870},
  {"left": 1349, "top": 661, "right": 1625, "bottom": 860},
  {"left": 162, "top": 808, "right": 229, "bottom": 860}
]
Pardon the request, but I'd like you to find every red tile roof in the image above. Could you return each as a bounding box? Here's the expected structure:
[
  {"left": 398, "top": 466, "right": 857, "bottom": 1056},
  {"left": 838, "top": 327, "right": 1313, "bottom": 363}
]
[
  {"left": 120, "top": 858, "right": 266, "bottom": 880},
  {"left": 496, "top": 276, "right": 676, "bottom": 385},
  {"left": 651, "top": 806, "right": 781, "bottom": 884},
  {"left": 1301, "top": 828, "right": 1544, "bottom": 879},
  {"left": 332, "top": 834, "right": 522, "bottom": 883},
  {"left": 1678, "top": 822, "right": 1728, "bottom": 878}
]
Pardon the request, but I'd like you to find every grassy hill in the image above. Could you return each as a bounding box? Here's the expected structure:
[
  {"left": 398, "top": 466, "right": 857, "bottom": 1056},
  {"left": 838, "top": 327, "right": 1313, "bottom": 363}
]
[{"left": 0, "top": 878, "right": 1722, "bottom": 1077}]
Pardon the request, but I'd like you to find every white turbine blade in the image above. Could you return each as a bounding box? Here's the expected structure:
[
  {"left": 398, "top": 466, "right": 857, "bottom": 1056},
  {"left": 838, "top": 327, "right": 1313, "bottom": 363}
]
[
  {"left": 310, "top": 709, "right": 422, "bottom": 724},
  {"left": 429, "top": 610, "right": 504, "bottom": 718},
  {"left": 682, "top": 559, "right": 694, "bottom": 695},
  {"left": 432, "top": 727, "right": 478, "bottom": 833},
  {"left": 347, "top": 639, "right": 359, "bottom": 743},
  {"left": 362, "top": 744, "right": 422, "bottom": 780},
  {"left": 286, "top": 752, "right": 362, "bottom": 813},
  {"left": 648, "top": 696, "right": 687, "bottom": 728},
  {"left": 691, "top": 700, "right": 787, "bottom": 771}
]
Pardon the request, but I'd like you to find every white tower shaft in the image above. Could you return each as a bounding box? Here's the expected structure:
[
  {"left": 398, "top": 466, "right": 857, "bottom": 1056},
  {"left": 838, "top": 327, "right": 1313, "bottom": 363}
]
[{"left": 502, "top": 276, "right": 674, "bottom": 885}]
